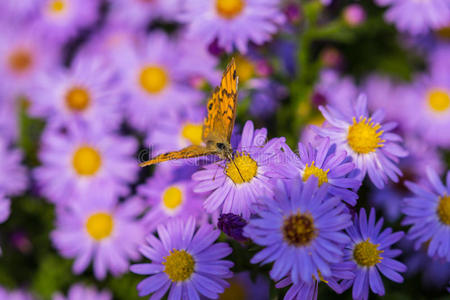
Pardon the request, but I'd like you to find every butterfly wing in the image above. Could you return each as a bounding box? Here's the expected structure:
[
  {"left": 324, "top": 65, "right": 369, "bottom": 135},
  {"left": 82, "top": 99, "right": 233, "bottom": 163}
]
[
  {"left": 202, "top": 58, "right": 238, "bottom": 143},
  {"left": 202, "top": 87, "right": 220, "bottom": 142},
  {"left": 139, "top": 145, "right": 215, "bottom": 167}
]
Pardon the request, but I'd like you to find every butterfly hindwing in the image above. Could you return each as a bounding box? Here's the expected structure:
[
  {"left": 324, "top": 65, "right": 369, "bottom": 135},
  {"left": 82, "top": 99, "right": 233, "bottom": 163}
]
[{"left": 139, "top": 145, "right": 216, "bottom": 167}]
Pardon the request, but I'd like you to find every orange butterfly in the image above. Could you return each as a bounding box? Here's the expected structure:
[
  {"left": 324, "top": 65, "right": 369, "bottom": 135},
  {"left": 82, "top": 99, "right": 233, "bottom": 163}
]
[{"left": 139, "top": 58, "right": 239, "bottom": 169}]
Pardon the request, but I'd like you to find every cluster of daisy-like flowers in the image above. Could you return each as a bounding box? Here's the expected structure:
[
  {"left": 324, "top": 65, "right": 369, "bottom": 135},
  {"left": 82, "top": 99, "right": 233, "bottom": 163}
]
[{"left": 0, "top": 0, "right": 449, "bottom": 299}]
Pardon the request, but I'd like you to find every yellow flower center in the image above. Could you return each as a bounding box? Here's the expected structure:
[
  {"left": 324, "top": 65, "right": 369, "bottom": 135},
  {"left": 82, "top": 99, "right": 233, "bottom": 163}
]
[
  {"left": 219, "top": 279, "right": 247, "bottom": 300},
  {"left": 347, "top": 117, "right": 385, "bottom": 154},
  {"left": 427, "top": 88, "right": 450, "bottom": 113},
  {"left": 139, "top": 65, "right": 168, "bottom": 94},
  {"left": 8, "top": 49, "right": 33, "bottom": 74},
  {"left": 302, "top": 161, "right": 329, "bottom": 186},
  {"left": 437, "top": 195, "right": 450, "bottom": 225},
  {"left": 225, "top": 152, "right": 258, "bottom": 184},
  {"left": 162, "top": 186, "right": 183, "bottom": 210},
  {"left": 72, "top": 146, "right": 102, "bottom": 176},
  {"left": 86, "top": 212, "right": 114, "bottom": 241},
  {"left": 48, "top": 0, "right": 67, "bottom": 14},
  {"left": 236, "top": 56, "right": 255, "bottom": 83},
  {"left": 65, "top": 86, "right": 91, "bottom": 112},
  {"left": 353, "top": 238, "right": 383, "bottom": 267},
  {"left": 282, "top": 213, "right": 316, "bottom": 247},
  {"left": 163, "top": 249, "right": 195, "bottom": 282},
  {"left": 181, "top": 123, "right": 203, "bottom": 146},
  {"left": 216, "top": 0, "right": 245, "bottom": 19}
]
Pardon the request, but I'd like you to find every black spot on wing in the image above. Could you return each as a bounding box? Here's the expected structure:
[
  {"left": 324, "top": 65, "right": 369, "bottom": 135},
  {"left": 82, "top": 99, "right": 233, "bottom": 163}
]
[{"left": 233, "top": 70, "right": 237, "bottom": 80}]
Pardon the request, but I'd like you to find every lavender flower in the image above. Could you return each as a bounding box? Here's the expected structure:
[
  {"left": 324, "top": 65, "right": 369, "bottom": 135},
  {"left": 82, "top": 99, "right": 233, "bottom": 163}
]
[
  {"left": 130, "top": 217, "right": 234, "bottom": 299},
  {"left": 244, "top": 177, "right": 352, "bottom": 284},
  {"left": 403, "top": 167, "right": 450, "bottom": 261},
  {"left": 342, "top": 208, "right": 406, "bottom": 300},
  {"left": 314, "top": 95, "right": 408, "bottom": 188}
]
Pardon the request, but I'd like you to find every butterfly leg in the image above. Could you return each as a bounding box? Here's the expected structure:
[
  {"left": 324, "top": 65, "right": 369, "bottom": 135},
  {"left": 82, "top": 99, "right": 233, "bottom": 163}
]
[{"left": 212, "top": 160, "right": 225, "bottom": 181}]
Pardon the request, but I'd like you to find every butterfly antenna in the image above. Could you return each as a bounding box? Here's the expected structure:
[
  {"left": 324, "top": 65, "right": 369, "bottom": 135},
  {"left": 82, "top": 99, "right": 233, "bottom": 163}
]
[
  {"left": 212, "top": 161, "right": 222, "bottom": 181},
  {"left": 228, "top": 153, "right": 245, "bottom": 182}
]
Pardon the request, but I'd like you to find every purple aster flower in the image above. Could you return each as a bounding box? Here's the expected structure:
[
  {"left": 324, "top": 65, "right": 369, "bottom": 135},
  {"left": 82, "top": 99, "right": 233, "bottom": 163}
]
[
  {"left": 217, "top": 213, "right": 248, "bottom": 242},
  {"left": 243, "top": 177, "right": 352, "bottom": 284},
  {"left": 0, "top": 194, "right": 11, "bottom": 224},
  {"left": 380, "top": 0, "right": 450, "bottom": 35},
  {"left": 276, "top": 261, "right": 355, "bottom": 299},
  {"left": 283, "top": 137, "right": 361, "bottom": 206},
  {"left": 220, "top": 271, "right": 270, "bottom": 299},
  {"left": 34, "top": 125, "right": 138, "bottom": 204},
  {"left": 35, "top": 0, "right": 99, "bottom": 43},
  {"left": 342, "top": 208, "right": 406, "bottom": 300},
  {"left": 51, "top": 194, "right": 145, "bottom": 279},
  {"left": 0, "top": 25, "right": 57, "bottom": 100},
  {"left": 137, "top": 165, "right": 207, "bottom": 233},
  {"left": 403, "top": 167, "right": 450, "bottom": 261},
  {"left": 313, "top": 69, "right": 358, "bottom": 117},
  {"left": 182, "top": 0, "right": 285, "bottom": 53},
  {"left": 30, "top": 54, "right": 122, "bottom": 132},
  {"left": 314, "top": 94, "right": 408, "bottom": 189},
  {"left": 192, "top": 120, "right": 292, "bottom": 219},
  {"left": 119, "top": 31, "right": 202, "bottom": 132},
  {"left": 52, "top": 283, "right": 111, "bottom": 300},
  {"left": 399, "top": 72, "right": 450, "bottom": 147},
  {"left": 0, "top": 139, "right": 28, "bottom": 196},
  {"left": 130, "top": 217, "right": 233, "bottom": 299},
  {"left": 0, "top": 287, "right": 35, "bottom": 300},
  {"left": 109, "top": 0, "right": 183, "bottom": 30}
]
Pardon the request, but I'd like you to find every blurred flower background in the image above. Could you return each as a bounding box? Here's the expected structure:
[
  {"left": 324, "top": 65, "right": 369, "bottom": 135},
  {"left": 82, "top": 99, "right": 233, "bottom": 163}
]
[{"left": 0, "top": 0, "right": 449, "bottom": 299}]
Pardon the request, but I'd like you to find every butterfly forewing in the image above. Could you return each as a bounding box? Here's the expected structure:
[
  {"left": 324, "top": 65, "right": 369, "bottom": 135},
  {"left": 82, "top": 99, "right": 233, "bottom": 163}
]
[
  {"left": 139, "top": 145, "right": 216, "bottom": 167},
  {"left": 201, "top": 59, "right": 238, "bottom": 143}
]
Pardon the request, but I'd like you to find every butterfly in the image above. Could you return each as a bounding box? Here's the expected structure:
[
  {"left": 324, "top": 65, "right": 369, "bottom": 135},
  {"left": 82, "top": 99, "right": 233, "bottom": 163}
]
[{"left": 139, "top": 58, "right": 240, "bottom": 169}]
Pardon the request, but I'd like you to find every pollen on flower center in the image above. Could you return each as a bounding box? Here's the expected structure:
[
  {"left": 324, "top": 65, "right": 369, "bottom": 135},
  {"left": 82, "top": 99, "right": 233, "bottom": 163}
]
[
  {"left": 49, "top": 0, "right": 67, "bottom": 13},
  {"left": 163, "top": 249, "right": 195, "bottom": 282},
  {"left": 437, "top": 195, "right": 450, "bottom": 225},
  {"left": 302, "top": 161, "right": 329, "bottom": 186},
  {"left": 225, "top": 152, "right": 258, "bottom": 184},
  {"left": 347, "top": 117, "right": 385, "bottom": 154},
  {"left": 181, "top": 123, "right": 203, "bottom": 146},
  {"left": 282, "top": 212, "right": 317, "bottom": 247},
  {"left": 72, "top": 146, "right": 102, "bottom": 176},
  {"left": 162, "top": 186, "right": 183, "bottom": 210},
  {"left": 139, "top": 65, "right": 168, "bottom": 94},
  {"left": 216, "top": 0, "right": 245, "bottom": 19},
  {"left": 8, "top": 50, "right": 33, "bottom": 73},
  {"left": 86, "top": 212, "right": 114, "bottom": 241},
  {"left": 427, "top": 88, "right": 450, "bottom": 112},
  {"left": 65, "top": 86, "right": 91, "bottom": 112},
  {"left": 353, "top": 238, "right": 383, "bottom": 267}
]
